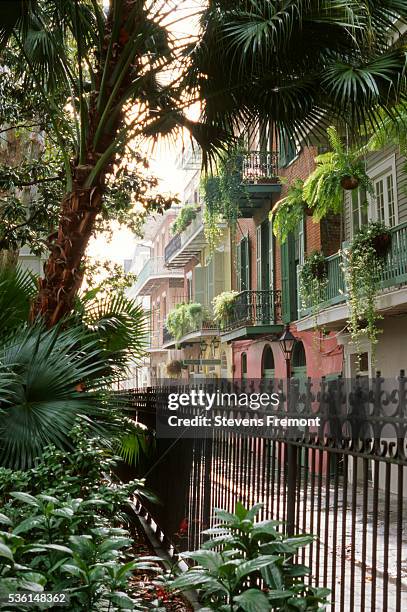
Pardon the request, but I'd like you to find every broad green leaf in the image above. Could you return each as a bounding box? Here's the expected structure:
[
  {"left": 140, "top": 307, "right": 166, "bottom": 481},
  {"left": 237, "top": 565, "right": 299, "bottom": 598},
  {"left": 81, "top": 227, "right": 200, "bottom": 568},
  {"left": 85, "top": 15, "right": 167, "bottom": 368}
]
[
  {"left": 235, "top": 555, "right": 278, "bottom": 583},
  {"left": 0, "top": 542, "right": 14, "bottom": 561},
  {"left": 0, "top": 513, "right": 12, "bottom": 526},
  {"left": 181, "top": 550, "right": 223, "bottom": 571},
  {"left": 10, "top": 492, "right": 40, "bottom": 507},
  {"left": 234, "top": 588, "right": 270, "bottom": 612},
  {"left": 13, "top": 517, "right": 44, "bottom": 535}
]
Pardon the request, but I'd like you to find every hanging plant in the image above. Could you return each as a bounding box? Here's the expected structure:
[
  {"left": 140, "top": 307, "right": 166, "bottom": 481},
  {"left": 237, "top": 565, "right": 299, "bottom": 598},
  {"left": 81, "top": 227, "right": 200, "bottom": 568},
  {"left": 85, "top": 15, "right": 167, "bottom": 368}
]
[
  {"left": 212, "top": 290, "right": 239, "bottom": 329},
  {"left": 166, "top": 302, "right": 204, "bottom": 347},
  {"left": 303, "top": 126, "right": 373, "bottom": 220},
  {"left": 201, "top": 145, "right": 249, "bottom": 253},
  {"left": 299, "top": 251, "right": 328, "bottom": 326},
  {"left": 345, "top": 221, "right": 392, "bottom": 359},
  {"left": 166, "top": 359, "right": 182, "bottom": 377},
  {"left": 270, "top": 179, "right": 309, "bottom": 243},
  {"left": 171, "top": 204, "right": 198, "bottom": 236}
]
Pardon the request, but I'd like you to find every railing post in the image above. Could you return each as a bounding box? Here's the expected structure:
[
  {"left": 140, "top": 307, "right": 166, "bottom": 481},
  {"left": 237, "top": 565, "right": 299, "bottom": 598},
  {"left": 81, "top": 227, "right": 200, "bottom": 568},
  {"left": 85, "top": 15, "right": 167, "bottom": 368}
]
[{"left": 286, "top": 443, "right": 297, "bottom": 536}]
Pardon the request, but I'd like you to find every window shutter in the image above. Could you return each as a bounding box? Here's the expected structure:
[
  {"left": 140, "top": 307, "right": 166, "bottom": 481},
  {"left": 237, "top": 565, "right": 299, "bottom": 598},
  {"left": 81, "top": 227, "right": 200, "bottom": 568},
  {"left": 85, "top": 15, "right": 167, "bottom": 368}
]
[
  {"left": 268, "top": 220, "right": 274, "bottom": 290},
  {"left": 207, "top": 259, "right": 214, "bottom": 304},
  {"left": 256, "top": 226, "right": 262, "bottom": 290},
  {"left": 242, "top": 235, "right": 250, "bottom": 290},
  {"left": 236, "top": 242, "right": 241, "bottom": 291},
  {"left": 193, "top": 267, "right": 206, "bottom": 305},
  {"left": 214, "top": 251, "right": 225, "bottom": 299}
]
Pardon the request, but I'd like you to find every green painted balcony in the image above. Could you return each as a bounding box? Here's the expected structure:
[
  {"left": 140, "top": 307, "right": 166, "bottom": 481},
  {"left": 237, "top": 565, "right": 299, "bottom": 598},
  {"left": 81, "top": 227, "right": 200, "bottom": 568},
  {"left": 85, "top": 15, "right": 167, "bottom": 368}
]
[
  {"left": 297, "top": 221, "right": 407, "bottom": 327},
  {"left": 220, "top": 290, "right": 283, "bottom": 342},
  {"left": 238, "top": 151, "right": 281, "bottom": 217}
]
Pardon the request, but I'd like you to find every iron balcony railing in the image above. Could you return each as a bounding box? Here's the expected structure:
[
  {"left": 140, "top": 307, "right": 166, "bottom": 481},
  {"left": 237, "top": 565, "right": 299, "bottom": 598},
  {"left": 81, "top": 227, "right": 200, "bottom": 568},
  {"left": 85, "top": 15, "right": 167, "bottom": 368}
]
[
  {"left": 241, "top": 151, "right": 279, "bottom": 183},
  {"left": 162, "top": 305, "right": 219, "bottom": 345},
  {"left": 164, "top": 209, "right": 205, "bottom": 264},
  {"left": 131, "top": 256, "right": 182, "bottom": 296},
  {"left": 222, "top": 290, "right": 282, "bottom": 332},
  {"left": 298, "top": 221, "right": 407, "bottom": 318}
]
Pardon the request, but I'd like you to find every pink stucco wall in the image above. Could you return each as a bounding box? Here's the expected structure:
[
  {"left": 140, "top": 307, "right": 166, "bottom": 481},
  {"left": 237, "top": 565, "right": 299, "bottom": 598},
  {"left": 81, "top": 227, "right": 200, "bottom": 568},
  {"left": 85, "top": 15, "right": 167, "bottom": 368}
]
[{"left": 232, "top": 327, "right": 343, "bottom": 380}]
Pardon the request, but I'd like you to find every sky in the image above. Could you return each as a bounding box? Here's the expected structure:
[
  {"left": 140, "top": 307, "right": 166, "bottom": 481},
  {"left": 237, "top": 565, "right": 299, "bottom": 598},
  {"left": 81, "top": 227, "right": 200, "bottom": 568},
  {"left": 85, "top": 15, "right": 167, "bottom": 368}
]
[{"left": 89, "top": 0, "right": 202, "bottom": 266}]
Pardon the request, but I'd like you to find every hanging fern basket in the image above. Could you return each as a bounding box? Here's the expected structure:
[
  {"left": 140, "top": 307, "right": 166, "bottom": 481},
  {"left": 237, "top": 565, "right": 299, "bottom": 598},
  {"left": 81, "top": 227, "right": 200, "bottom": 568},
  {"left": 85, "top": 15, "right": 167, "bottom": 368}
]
[
  {"left": 166, "top": 360, "right": 182, "bottom": 376},
  {"left": 372, "top": 232, "right": 392, "bottom": 258},
  {"left": 340, "top": 175, "right": 360, "bottom": 190}
]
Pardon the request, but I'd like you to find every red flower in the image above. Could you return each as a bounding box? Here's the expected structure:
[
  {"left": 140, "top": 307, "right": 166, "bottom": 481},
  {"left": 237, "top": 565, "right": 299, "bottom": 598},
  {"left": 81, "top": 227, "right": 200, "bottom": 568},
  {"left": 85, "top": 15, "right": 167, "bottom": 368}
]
[{"left": 178, "top": 518, "right": 188, "bottom": 534}]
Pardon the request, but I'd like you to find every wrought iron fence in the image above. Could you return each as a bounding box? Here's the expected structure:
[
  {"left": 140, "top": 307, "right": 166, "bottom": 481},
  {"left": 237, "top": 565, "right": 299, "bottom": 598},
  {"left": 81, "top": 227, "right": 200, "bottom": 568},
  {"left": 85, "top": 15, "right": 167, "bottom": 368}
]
[{"left": 125, "top": 374, "right": 407, "bottom": 611}]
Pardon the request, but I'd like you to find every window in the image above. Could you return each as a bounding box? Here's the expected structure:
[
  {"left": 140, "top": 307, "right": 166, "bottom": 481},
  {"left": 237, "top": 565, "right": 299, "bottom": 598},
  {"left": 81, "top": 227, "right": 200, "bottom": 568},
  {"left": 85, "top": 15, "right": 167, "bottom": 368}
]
[
  {"left": 186, "top": 273, "right": 193, "bottom": 302},
  {"left": 291, "top": 341, "right": 307, "bottom": 379},
  {"left": 279, "top": 129, "right": 298, "bottom": 167},
  {"left": 368, "top": 156, "right": 398, "bottom": 227},
  {"left": 241, "top": 353, "right": 248, "bottom": 380},
  {"left": 351, "top": 189, "right": 368, "bottom": 235}
]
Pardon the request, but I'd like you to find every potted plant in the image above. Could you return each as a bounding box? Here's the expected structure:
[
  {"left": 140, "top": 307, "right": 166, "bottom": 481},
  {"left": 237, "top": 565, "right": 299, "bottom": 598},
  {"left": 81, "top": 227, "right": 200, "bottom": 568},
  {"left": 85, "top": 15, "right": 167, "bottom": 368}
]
[
  {"left": 299, "top": 250, "right": 328, "bottom": 320},
  {"left": 166, "top": 302, "right": 204, "bottom": 347},
  {"left": 166, "top": 359, "right": 182, "bottom": 377},
  {"left": 303, "top": 126, "right": 373, "bottom": 219},
  {"left": 212, "top": 291, "right": 239, "bottom": 329},
  {"left": 170, "top": 204, "right": 198, "bottom": 236},
  {"left": 345, "top": 221, "right": 391, "bottom": 360},
  {"left": 270, "top": 179, "right": 309, "bottom": 243}
]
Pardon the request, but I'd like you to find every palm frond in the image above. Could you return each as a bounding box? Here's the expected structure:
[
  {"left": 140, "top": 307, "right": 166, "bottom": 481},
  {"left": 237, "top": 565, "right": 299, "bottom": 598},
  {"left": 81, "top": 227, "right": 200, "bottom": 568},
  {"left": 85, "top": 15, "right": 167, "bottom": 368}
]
[{"left": 0, "top": 266, "right": 37, "bottom": 337}]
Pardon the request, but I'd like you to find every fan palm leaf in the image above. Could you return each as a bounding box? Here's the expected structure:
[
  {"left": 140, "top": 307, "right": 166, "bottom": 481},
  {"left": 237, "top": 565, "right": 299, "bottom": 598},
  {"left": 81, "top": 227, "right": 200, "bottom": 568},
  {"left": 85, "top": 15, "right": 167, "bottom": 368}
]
[
  {"left": 0, "top": 322, "right": 121, "bottom": 469},
  {"left": 0, "top": 266, "right": 37, "bottom": 336}
]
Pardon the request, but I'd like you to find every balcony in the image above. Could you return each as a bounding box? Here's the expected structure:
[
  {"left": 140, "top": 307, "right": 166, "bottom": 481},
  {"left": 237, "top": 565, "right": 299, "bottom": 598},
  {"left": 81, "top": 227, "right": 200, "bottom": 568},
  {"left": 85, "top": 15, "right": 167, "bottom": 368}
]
[
  {"left": 162, "top": 309, "right": 219, "bottom": 349},
  {"left": 130, "top": 256, "right": 184, "bottom": 297},
  {"left": 220, "top": 290, "right": 283, "bottom": 342},
  {"left": 164, "top": 209, "right": 207, "bottom": 269},
  {"left": 297, "top": 221, "right": 407, "bottom": 330},
  {"left": 238, "top": 151, "right": 281, "bottom": 217}
]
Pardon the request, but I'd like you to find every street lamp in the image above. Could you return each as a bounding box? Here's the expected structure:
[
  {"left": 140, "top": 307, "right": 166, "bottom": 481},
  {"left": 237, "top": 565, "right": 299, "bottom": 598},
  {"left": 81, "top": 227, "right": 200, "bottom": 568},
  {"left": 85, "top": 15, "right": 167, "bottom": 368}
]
[
  {"left": 278, "top": 324, "right": 297, "bottom": 537},
  {"left": 278, "top": 324, "right": 296, "bottom": 379}
]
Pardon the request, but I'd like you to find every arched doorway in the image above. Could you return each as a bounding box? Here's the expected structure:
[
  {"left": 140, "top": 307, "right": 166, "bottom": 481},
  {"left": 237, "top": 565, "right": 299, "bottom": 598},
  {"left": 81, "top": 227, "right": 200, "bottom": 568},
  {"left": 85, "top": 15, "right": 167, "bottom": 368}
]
[
  {"left": 261, "top": 345, "right": 275, "bottom": 379},
  {"left": 291, "top": 341, "right": 307, "bottom": 378}
]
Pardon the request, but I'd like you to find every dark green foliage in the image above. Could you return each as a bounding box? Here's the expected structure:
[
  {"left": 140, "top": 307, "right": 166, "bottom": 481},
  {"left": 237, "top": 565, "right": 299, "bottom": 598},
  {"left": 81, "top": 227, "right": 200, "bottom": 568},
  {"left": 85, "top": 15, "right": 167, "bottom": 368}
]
[{"left": 168, "top": 502, "right": 330, "bottom": 611}]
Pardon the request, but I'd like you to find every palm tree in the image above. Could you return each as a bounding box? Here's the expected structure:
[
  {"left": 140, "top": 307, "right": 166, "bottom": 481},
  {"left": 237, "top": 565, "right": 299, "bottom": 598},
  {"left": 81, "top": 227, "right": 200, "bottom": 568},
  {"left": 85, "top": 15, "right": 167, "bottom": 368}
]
[
  {"left": 2, "top": 1, "right": 407, "bottom": 328},
  {"left": 0, "top": 266, "right": 149, "bottom": 468},
  {"left": 0, "top": 0, "right": 219, "bottom": 327},
  {"left": 186, "top": 0, "right": 407, "bottom": 142}
]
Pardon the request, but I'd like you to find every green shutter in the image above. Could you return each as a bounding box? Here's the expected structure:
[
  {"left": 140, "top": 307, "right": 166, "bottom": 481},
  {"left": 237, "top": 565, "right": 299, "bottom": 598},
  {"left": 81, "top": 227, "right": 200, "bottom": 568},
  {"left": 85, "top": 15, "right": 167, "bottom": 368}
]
[
  {"left": 243, "top": 235, "right": 250, "bottom": 290},
  {"left": 214, "top": 251, "right": 225, "bottom": 299},
  {"left": 256, "top": 226, "right": 262, "bottom": 290},
  {"left": 269, "top": 220, "right": 274, "bottom": 290},
  {"left": 207, "top": 259, "right": 214, "bottom": 304},
  {"left": 194, "top": 266, "right": 206, "bottom": 305},
  {"left": 236, "top": 242, "right": 241, "bottom": 291},
  {"left": 281, "top": 235, "right": 297, "bottom": 323}
]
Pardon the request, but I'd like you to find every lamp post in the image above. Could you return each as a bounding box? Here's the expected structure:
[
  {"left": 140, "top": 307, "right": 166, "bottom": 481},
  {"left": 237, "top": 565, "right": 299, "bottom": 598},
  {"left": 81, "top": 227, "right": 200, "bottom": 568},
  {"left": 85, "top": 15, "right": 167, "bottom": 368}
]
[
  {"left": 278, "top": 324, "right": 296, "bottom": 379},
  {"left": 278, "top": 324, "right": 297, "bottom": 536}
]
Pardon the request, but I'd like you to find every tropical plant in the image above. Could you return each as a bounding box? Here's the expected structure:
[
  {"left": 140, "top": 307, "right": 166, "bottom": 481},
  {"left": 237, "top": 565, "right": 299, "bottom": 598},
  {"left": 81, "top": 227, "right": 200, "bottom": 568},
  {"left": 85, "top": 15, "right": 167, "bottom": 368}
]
[
  {"left": 212, "top": 291, "right": 239, "bottom": 329},
  {"left": 0, "top": 267, "right": 148, "bottom": 469},
  {"left": 303, "top": 127, "right": 373, "bottom": 220},
  {"left": 0, "top": 0, "right": 227, "bottom": 327},
  {"left": 168, "top": 502, "right": 330, "bottom": 611},
  {"left": 345, "top": 221, "right": 392, "bottom": 360},
  {"left": 166, "top": 303, "right": 204, "bottom": 346},
  {"left": 171, "top": 204, "right": 198, "bottom": 236},
  {"left": 270, "top": 179, "right": 306, "bottom": 243},
  {"left": 186, "top": 1, "right": 407, "bottom": 146}
]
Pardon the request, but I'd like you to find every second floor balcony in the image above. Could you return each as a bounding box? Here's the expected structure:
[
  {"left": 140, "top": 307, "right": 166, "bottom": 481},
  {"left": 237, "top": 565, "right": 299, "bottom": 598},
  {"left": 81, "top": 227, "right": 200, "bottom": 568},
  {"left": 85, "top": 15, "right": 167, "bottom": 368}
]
[
  {"left": 239, "top": 151, "right": 281, "bottom": 217},
  {"left": 220, "top": 290, "right": 283, "bottom": 342},
  {"left": 162, "top": 306, "right": 219, "bottom": 349},
  {"left": 164, "top": 208, "right": 207, "bottom": 268},
  {"left": 129, "top": 256, "right": 184, "bottom": 297},
  {"left": 296, "top": 221, "right": 407, "bottom": 330}
]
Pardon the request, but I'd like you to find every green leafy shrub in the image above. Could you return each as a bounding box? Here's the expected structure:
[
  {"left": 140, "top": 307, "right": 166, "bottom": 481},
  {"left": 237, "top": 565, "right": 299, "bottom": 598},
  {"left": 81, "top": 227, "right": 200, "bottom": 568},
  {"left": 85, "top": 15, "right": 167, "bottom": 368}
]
[
  {"left": 303, "top": 127, "right": 373, "bottom": 220},
  {"left": 171, "top": 204, "right": 198, "bottom": 235},
  {"left": 212, "top": 291, "right": 239, "bottom": 329},
  {"left": 168, "top": 502, "right": 330, "bottom": 611},
  {"left": 0, "top": 435, "right": 160, "bottom": 610},
  {"left": 345, "top": 221, "right": 391, "bottom": 360},
  {"left": 166, "top": 302, "right": 204, "bottom": 346}
]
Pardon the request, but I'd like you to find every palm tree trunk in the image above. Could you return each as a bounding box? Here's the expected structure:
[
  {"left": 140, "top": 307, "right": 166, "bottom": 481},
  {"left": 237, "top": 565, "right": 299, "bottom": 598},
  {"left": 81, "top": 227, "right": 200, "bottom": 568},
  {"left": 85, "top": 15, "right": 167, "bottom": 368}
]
[
  {"left": 30, "top": 1, "right": 135, "bottom": 326},
  {"left": 30, "top": 182, "right": 103, "bottom": 326}
]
